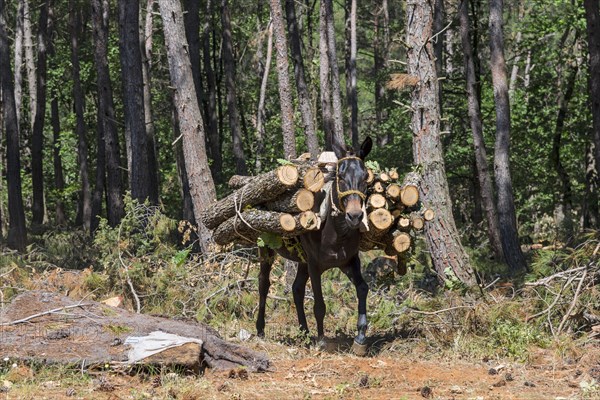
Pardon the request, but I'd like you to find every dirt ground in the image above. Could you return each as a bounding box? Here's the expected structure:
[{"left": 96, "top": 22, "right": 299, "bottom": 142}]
[{"left": 1, "top": 335, "right": 598, "bottom": 400}]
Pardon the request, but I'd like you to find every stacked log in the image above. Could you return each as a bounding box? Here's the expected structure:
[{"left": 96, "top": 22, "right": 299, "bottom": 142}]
[{"left": 201, "top": 157, "right": 435, "bottom": 254}]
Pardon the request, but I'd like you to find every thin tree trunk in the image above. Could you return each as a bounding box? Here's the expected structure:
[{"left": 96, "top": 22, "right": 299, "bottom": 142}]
[
  {"left": 91, "top": 0, "right": 125, "bottom": 226},
  {"left": 489, "top": 0, "right": 527, "bottom": 272},
  {"left": 584, "top": 0, "right": 600, "bottom": 193},
  {"left": 119, "top": 0, "right": 156, "bottom": 204},
  {"left": 171, "top": 107, "right": 195, "bottom": 223},
  {"left": 203, "top": 0, "right": 222, "bottom": 183},
  {"left": 459, "top": 0, "right": 503, "bottom": 260},
  {"left": 14, "top": 0, "right": 24, "bottom": 126},
  {"left": 31, "top": 0, "right": 51, "bottom": 225},
  {"left": 0, "top": 84, "right": 4, "bottom": 237},
  {"left": 183, "top": 0, "right": 203, "bottom": 110},
  {"left": 70, "top": 2, "right": 91, "bottom": 231},
  {"left": 256, "top": 22, "right": 273, "bottom": 172},
  {"left": 0, "top": 0, "right": 28, "bottom": 250},
  {"left": 583, "top": 141, "right": 598, "bottom": 229},
  {"left": 159, "top": 0, "right": 218, "bottom": 250},
  {"left": 374, "top": 0, "right": 390, "bottom": 145},
  {"left": 91, "top": 113, "right": 106, "bottom": 233},
  {"left": 222, "top": 0, "right": 247, "bottom": 175},
  {"left": 285, "top": 0, "right": 319, "bottom": 157},
  {"left": 270, "top": 0, "right": 297, "bottom": 159},
  {"left": 433, "top": 0, "right": 444, "bottom": 126},
  {"left": 406, "top": 0, "right": 475, "bottom": 286},
  {"left": 141, "top": 0, "right": 160, "bottom": 204},
  {"left": 323, "top": 0, "right": 344, "bottom": 144},
  {"left": 345, "top": 0, "right": 358, "bottom": 148},
  {"left": 50, "top": 92, "right": 67, "bottom": 226},
  {"left": 319, "top": 0, "right": 334, "bottom": 150},
  {"left": 24, "top": 0, "right": 36, "bottom": 131}
]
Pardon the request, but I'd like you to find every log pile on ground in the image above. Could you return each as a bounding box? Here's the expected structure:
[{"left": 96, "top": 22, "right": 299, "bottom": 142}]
[{"left": 200, "top": 156, "right": 434, "bottom": 255}]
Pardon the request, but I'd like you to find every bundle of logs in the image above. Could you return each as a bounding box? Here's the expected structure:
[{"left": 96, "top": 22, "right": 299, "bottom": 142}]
[{"left": 199, "top": 155, "right": 434, "bottom": 257}]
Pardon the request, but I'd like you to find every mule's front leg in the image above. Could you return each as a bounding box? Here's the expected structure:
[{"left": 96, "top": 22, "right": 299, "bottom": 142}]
[
  {"left": 292, "top": 263, "right": 310, "bottom": 334},
  {"left": 256, "top": 249, "right": 274, "bottom": 337},
  {"left": 349, "top": 256, "right": 369, "bottom": 355}
]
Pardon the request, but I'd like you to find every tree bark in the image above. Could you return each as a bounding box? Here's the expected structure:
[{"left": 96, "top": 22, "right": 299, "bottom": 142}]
[
  {"left": 345, "top": 0, "right": 358, "bottom": 148},
  {"left": 91, "top": 0, "right": 125, "bottom": 226},
  {"left": 406, "top": 0, "right": 475, "bottom": 286},
  {"left": 183, "top": 0, "right": 203, "bottom": 111},
  {"left": 50, "top": 91, "right": 67, "bottom": 226},
  {"left": 91, "top": 113, "right": 106, "bottom": 233},
  {"left": 583, "top": 141, "right": 599, "bottom": 228},
  {"left": 0, "top": 0, "right": 28, "bottom": 250},
  {"left": 319, "top": 0, "right": 334, "bottom": 150},
  {"left": 489, "top": 0, "right": 527, "bottom": 272},
  {"left": 119, "top": 0, "right": 157, "bottom": 205},
  {"left": 285, "top": 0, "right": 319, "bottom": 158},
  {"left": 256, "top": 22, "right": 273, "bottom": 172},
  {"left": 458, "top": 0, "right": 503, "bottom": 260},
  {"left": 323, "top": 0, "right": 345, "bottom": 144},
  {"left": 270, "top": 0, "right": 297, "bottom": 159},
  {"left": 31, "top": 0, "right": 51, "bottom": 225},
  {"left": 172, "top": 106, "right": 195, "bottom": 223},
  {"left": 159, "top": 0, "right": 217, "bottom": 250},
  {"left": 70, "top": 2, "right": 91, "bottom": 231},
  {"left": 14, "top": 0, "right": 24, "bottom": 126},
  {"left": 202, "top": 0, "right": 223, "bottom": 183},
  {"left": 221, "top": 0, "right": 247, "bottom": 175},
  {"left": 374, "top": 0, "right": 390, "bottom": 145},
  {"left": 584, "top": 0, "right": 600, "bottom": 197},
  {"left": 23, "top": 0, "right": 36, "bottom": 132}
]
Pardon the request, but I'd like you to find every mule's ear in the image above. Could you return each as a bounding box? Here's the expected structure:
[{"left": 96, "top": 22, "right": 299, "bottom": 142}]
[
  {"left": 358, "top": 136, "right": 373, "bottom": 160},
  {"left": 332, "top": 139, "right": 346, "bottom": 160}
]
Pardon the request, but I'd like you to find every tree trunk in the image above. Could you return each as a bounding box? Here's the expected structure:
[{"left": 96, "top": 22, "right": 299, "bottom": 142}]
[
  {"left": 584, "top": 0, "right": 600, "bottom": 194},
  {"left": 159, "top": 0, "right": 217, "bottom": 250},
  {"left": 221, "top": 0, "right": 247, "bottom": 175},
  {"left": 583, "top": 141, "right": 598, "bottom": 229},
  {"left": 319, "top": 0, "right": 334, "bottom": 150},
  {"left": 374, "top": 0, "right": 390, "bottom": 145},
  {"left": 91, "top": 0, "right": 125, "bottom": 226},
  {"left": 323, "top": 0, "right": 345, "bottom": 144},
  {"left": 0, "top": 0, "right": 28, "bottom": 250},
  {"left": 171, "top": 106, "right": 195, "bottom": 223},
  {"left": 183, "top": 0, "right": 203, "bottom": 110},
  {"left": 14, "top": 0, "right": 24, "bottom": 126},
  {"left": 50, "top": 92, "right": 67, "bottom": 226},
  {"left": 285, "top": 0, "right": 319, "bottom": 157},
  {"left": 488, "top": 0, "right": 527, "bottom": 272},
  {"left": 270, "top": 0, "right": 297, "bottom": 159},
  {"left": 256, "top": 22, "right": 273, "bottom": 172},
  {"left": 203, "top": 0, "right": 222, "bottom": 183},
  {"left": 141, "top": 0, "right": 160, "bottom": 204},
  {"left": 70, "top": 2, "right": 92, "bottom": 231},
  {"left": 119, "top": 0, "right": 157, "bottom": 205},
  {"left": 345, "top": 0, "right": 358, "bottom": 148},
  {"left": 406, "top": 0, "right": 475, "bottom": 286},
  {"left": 91, "top": 113, "right": 106, "bottom": 233},
  {"left": 31, "top": 0, "right": 51, "bottom": 225},
  {"left": 458, "top": 0, "right": 503, "bottom": 260},
  {"left": 23, "top": 0, "right": 36, "bottom": 132}
]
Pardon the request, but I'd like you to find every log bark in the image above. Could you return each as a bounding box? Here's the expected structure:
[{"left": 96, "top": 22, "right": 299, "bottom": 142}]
[
  {"left": 228, "top": 175, "right": 254, "bottom": 189},
  {"left": 201, "top": 165, "right": 300, "bottom": 229},
  {"left": 213, "top": 210, "right": 312, "bottom": 245},
  {"left": 265, "top": 188, "right": 314, "bottom": 212}
]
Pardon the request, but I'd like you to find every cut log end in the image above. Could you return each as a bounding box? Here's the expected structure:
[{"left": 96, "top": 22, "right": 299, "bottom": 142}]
[
  {"left": 295, "top": 189, "right": 315, "bottom": 211},
  {"left": 423, "top": 208, "right": 435, "bottom": 221},
  {"left": 411, "top": 216, "right": 424, "bottom": 230},
  {"left": 303, "top": 167, "right": 325, "bottom": 192},
  {"left": 392, "top": 233, "right": 411, "bottom": 253},
  {"left": 397, "top": 217, "right": 411, "bottom": 229},
  {"left": 299, "top": 210, "right": 320, "bottom": 230},
  {"left": 280, "top": 214, "right": 297, "bottom": 232},
  {"left": 368, "top": 208, "right": 393, "bottom": 231},
  {"left": 400, "top": 185, "right": 419, "bottom": 206},
  {"left": 373, "top": 181, "right": 385, "bottom": 194},
  {"left": 386, "top": 184, "right": 401, "bottom": 200},
  {"left": 366, "top": 169, "right": 375, "bottom": 184},
  {"left": 379, "top": 172, "right": 390, "bottom": 182},
  {"left": 277, "top": 164, "right": 300, "bottom": 186},
  {"left": 368, "top": 193, "right": 387, "bottom": 209}
]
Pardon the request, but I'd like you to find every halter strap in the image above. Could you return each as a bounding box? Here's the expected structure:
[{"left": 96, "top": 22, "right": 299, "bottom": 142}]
[{"left": 335, "top": 156, "right": 367, "bottom": 211}]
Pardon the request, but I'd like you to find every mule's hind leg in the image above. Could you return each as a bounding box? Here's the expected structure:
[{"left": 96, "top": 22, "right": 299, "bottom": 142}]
[
  {"left": 292, "top": 263, "right": 309, "bottom": 333},
  {"left": 308, "top": 266, "right": 326, "bottom": 340},
  {"left": 347, "top": 255, "right": 369, "bottom": 355},
  {"left": 256, "top": 247, "right": 275, "bottom": 337}
]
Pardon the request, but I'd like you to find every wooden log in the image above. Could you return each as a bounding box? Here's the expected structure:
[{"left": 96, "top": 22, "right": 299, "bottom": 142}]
[
  {"left": 397, "top": 216, "right": 411, "bottom": 230},
  {"left": 384, "top": 230, "right": 411, "bottom": 254},
  {"left": 299, "top": 210, "right": 320, "bottom": 230},
  {"left": 303, "top": 166, "right": 325, "bottom": 192},
  {"left": 359, "top": 209, "right": 393, "bottom": 251},
  {"left": 378, "top": 172, "right": 390, "bottom": 183},
  {"left": 368, "top": 193, "right": 387, "bottom": 209},
  {"left": 385, "top": 183, "right": 402, "bottom": 200},
  {"left": 228, "top": 175, "right": 253, "bottom": 189},
  {"left": 265, "top": 188, "right": 314, "bottom": 212},
  {"left": 369, "top": 208, "right": 393, "bottom": 231},
  {"left": 201, "top": 165, "right": 300, "bottom": 229},
  {"left": 372, "top": 181, "right": 385, "bottom": 194},
  {"left": 423, "top": 208, "right": 435, "bottom": 221},
  {"left": 366, "top": 168, "right": 375, "bottom": 184},
  {"left": 411, "top": 212, "right": 424, "bottom": 230},
  {"left": 389, "top": 169, "right": 399, "bottom": 180},
  {"left": 400, "top": 172, "right": 420, "bottom": 207},
  {"left": 213, "top": 209, "right": 310, "bottom": 245}
]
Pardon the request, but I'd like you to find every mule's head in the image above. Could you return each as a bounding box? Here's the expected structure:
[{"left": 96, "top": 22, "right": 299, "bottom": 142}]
[{"left": 332, "top": 137, "right": 373, "bottom": 229}]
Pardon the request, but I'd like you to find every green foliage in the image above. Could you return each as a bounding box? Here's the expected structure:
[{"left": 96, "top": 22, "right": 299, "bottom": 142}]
[{"left": 257, "top": 232, "right": 283, "bottom": 249}]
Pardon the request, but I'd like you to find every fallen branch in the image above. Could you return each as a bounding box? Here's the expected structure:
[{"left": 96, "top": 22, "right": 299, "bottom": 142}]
[{"left": 0, "top": 303, "right": 93, "bottom": 326}]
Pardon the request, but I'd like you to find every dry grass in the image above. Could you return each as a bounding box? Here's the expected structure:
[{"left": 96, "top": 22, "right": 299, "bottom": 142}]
[{"left": 386, "top": 73, "right": 419, "bottom": 91}]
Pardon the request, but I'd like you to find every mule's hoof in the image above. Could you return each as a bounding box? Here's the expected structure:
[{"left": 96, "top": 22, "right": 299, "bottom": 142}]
[{"left": 351, "top": 340, "right": 368, "bottom": 357}]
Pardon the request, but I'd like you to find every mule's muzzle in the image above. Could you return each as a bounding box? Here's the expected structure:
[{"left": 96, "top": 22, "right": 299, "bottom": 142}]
[{"left": 345, "top": 210, "right": 363, "bottom": 229}]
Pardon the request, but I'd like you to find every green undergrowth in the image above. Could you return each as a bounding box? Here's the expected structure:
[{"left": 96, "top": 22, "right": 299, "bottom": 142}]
[{"left": 1, "top": 199, "right": 598, "bottom": 364}]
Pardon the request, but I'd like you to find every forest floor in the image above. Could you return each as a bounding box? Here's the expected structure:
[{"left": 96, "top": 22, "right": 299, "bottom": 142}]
[{"left": 1, "top": 246, "right": 599, "bottom": 400}]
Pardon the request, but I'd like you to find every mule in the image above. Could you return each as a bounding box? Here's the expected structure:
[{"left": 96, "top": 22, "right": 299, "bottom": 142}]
[{"left": 256, "top": 137, "right": 373, "bottom": 354}]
